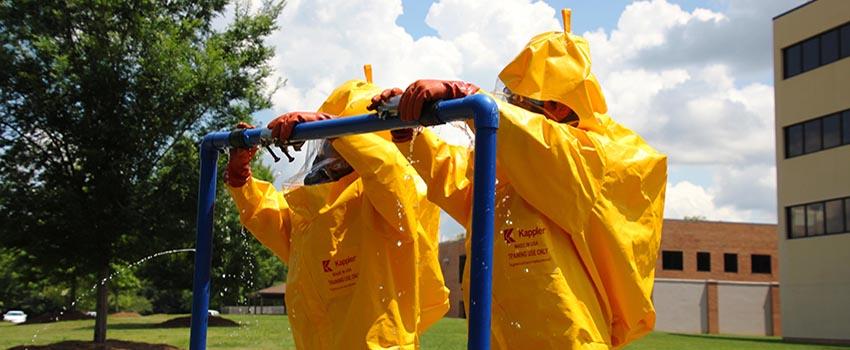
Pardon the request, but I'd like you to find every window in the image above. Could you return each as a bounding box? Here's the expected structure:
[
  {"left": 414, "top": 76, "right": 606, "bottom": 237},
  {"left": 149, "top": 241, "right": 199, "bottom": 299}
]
[
  {"left": 458, "top": 254, "right": 466, "bottom": 283},
  {"left": 823, "top": 114, "right": 841, "bottom": 148},
  {"left": 802, "top": 37, "right": 820, "bottom": 71},
  {"left": 784, "top": 22, "right": 850, "bottom": 79},
  {"left": 724, "top": 253, "right": 738, "bottom": 273},
  {"left": 789, "top": 206, "right": 806, "bottom": 238},
  {"left": 821, "top": 29, "right": 840, "bottom": 65},
  {"left": 826, "top": 200, "right": 844, "bottom": 234},
  {"left": 696, "top": 252, "right": 711, "bottom": 272},
  {"left": 786, "top": 124, "right": 804, "bottom": 157},
  {"left": 843, "top": 111, "right": 850, "bottom": 145},
  {"left": 807, "top": 203, "right": 825, "bottom": 236},
  {"left": 784, "top": 44, "right": 802, "bottom": 77},
  {"left": 662, "top": 251, "right": 683, "bottom": 271},
  {"left": 788, "top": 197, "right": 850, "bottom": 239},
  {"left": 804, "top": 119, "right": 822, "bottom": 153},
  {"left": 786, "top": 109, "right": 850, "bottom": 158},
  {"left": 846, "top": 199, "right": 850, "bottom": 233},
  {"left": 751, "top": 255, "right": 772, "bottom": 274}
]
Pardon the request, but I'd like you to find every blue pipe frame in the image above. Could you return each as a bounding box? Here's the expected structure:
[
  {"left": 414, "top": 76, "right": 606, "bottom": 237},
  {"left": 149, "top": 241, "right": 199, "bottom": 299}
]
[{"left": 191, "top": 94, "right": 499, "bottom": 350}]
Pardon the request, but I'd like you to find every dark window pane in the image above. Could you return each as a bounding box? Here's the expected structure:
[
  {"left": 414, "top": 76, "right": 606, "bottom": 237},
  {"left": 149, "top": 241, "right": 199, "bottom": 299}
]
[
  {"left": 458, "top": 254, "right": 466, "bottom": 283},
  {"left": 846, "top": 199, "right": 850, "bottom": 232},
  {"left": 751, "top": 255, "right": 772, "bottom": 274},
  {"left": 790, "top": 206, "right": 806, "bottom": 238},
  {"left": 662, "top": 251, "right": 683, "bottom": 271},
  {"left": 843, "top": 111, "right": 850, "bottom": 145},
  {"left": 724, "top": 253, "right": 738, "bottom": 273},
  {"left": 697, "top": 252, "right": 711, "bottom": 272},
  {"left": 821, "top": 29, "right": 840, "bottom": 64},
  {"left": 786, "top": 124, "right": 804, "bottom": 157},
  {"left": 807, "top": 202, "right": 825, "bottom": 236},
  {"left": 842, "top": 25, "right": 850, "bottom": 58},
  {"left": 804, "top": 119, "right": 822, "bottom": 153},
  {"left": 825, "top": 200, "right": 844, "bottom": 234},
  {"left": 802, "top": 37, "right": 820, "bottom": 71},
  {"left": 785, "top": 44, "right": 803, "bottom": 77},
  {"left": 823, "top": 114, "right": 841, "bottom": 148}
]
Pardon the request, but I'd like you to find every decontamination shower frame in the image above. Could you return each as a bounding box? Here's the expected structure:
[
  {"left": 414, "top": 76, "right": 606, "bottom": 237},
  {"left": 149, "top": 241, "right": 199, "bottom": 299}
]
[{"left": 191, "top": 94, "right": 499, "bottom": 350}]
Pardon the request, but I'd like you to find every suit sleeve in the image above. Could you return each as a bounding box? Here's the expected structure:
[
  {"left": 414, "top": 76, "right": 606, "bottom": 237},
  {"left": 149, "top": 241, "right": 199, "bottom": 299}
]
[
  {"left": 393, "top": 129, "right": 475, "bottom": 227},
  {"left": 228, "top": 177, "right": 293, "bottom": 263},
  {"left": 332, "top": 133, "right": 425, "bottom": 241},
  {"left": 494, "top": 101, "right": 605, "bottom": 235}
]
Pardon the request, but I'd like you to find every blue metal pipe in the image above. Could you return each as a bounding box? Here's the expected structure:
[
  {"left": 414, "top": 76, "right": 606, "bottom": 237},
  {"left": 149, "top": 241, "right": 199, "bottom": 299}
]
[
  {"left": 190, "top": 94, "right": 499, "bottom": 350},
  {"left": 190, "top": 146, "right": 219, "bottom": 350}
]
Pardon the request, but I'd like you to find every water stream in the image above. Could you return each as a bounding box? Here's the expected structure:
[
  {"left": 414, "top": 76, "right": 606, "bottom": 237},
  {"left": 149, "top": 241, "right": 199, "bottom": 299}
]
[{"left": 27, "top": 248, "right": 196, "bottom": 348}]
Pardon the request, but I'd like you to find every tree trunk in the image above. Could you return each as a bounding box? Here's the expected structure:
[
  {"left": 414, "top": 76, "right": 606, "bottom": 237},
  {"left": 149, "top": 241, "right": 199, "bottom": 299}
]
[
  {"left": 69, "top": 276, "right": 78, "bottom": 311},
  {"left": 93, "top": 265, "right": 109, "bottom": 344}
]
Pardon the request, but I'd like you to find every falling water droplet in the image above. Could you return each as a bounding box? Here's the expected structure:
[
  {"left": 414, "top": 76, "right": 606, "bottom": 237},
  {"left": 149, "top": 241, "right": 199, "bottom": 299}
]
[{"left": 396, "top": 240, "right": 402, "bottom": 247}]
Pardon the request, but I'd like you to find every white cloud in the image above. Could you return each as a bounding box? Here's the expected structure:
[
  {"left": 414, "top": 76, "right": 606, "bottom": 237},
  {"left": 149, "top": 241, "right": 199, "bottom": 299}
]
[
  {"left": 582, "top": 0, "right": 793, "bottom": 223},
  {"left": 664, "top": 180, "right": 774, "bottom": 223},
  {"left": 253, "top": 0, "right": 793, "bottom": 224}
]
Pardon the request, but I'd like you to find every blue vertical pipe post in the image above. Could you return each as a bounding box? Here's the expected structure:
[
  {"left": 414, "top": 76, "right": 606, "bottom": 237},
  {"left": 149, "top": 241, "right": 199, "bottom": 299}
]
[
  {"left": 190, "top": 94, "right": 499, "bottom": 350},
  {"left": 433, "top": 95, "right": 499, "bottom": 350},
  {"left": 190, "top": 145, "right": 219, "bottom": 350}
]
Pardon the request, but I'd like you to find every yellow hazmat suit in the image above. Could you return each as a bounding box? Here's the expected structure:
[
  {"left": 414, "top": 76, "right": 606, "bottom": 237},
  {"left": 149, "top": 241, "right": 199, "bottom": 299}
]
[
  {"left": 229, "top": 79, "right": 449, "bottom": 349},
  {"left": 397, "top": 31, "right": 666, "bottom": 349}
]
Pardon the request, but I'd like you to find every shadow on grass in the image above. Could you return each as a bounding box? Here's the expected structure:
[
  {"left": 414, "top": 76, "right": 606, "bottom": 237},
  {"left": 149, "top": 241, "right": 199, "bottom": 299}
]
[
  {"left": 667, "top": 333, "right": 850, "bottom": 348},
  {"left": 73, "top": 316, "right": 240, "bottom": 330},
  {"left": 668, "top": 333, "right": 782, "bottom": 344}
]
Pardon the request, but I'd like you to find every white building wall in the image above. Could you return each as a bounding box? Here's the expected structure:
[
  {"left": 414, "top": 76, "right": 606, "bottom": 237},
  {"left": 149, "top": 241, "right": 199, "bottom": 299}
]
[
  {"left": 718, "top": 283, "right": 772, "bottom": 335},
  {"left": 653, "top": 279, "right": 707, "bottom": 333}
]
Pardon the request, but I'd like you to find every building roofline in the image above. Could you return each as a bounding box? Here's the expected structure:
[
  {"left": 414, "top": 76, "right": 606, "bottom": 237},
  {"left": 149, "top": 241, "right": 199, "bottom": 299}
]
[
  {"left": 773, "top": 0, "right": 817, "bottom": 21},
  {"left": 663, "top": 218, "right": 777, "bottom": 226}
]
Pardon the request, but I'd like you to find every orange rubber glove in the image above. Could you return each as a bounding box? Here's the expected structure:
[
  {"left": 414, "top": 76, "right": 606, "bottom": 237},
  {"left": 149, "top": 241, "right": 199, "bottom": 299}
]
[
  {"left": 398, "top": 80, "right": 479, "bottom": 122},
  {"left": 225, "top": 122, "right": 259, "bottom": 188},
  {"left": 367, "top": 88, "right": 414, "bottom": 143},
  {"left": 267, "top": 112, "right": 334, "bottom": 144}
]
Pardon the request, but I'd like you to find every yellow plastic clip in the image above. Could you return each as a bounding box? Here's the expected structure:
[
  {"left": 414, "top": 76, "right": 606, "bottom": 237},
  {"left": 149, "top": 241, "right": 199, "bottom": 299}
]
[
  {"left": 562, "top": 8, "right": 571, "bottom": 33},
  {"left": 363, "top": 64, "right": 373, "bottom": 83}
]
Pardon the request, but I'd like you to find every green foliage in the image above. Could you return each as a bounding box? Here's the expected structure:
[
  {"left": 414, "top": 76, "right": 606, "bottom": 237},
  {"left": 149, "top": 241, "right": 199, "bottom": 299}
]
[
  {"left": 684, "top": 215, "right": 708, "bottom": 222},
  {"left": 0, "top": 0, "right": 284, "bottom": 335}
]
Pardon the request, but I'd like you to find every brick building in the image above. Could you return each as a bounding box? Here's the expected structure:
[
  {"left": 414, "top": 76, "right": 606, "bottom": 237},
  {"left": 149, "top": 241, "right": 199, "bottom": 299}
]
[
  {"left": 438, "top": 219, "right": 780, "bottom": 336},
  {"left": 654, "top": 219, "right": 779, "bottom": 336}
]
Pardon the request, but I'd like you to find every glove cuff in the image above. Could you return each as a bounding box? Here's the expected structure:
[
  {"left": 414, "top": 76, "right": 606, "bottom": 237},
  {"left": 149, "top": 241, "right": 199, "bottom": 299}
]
[{"left": 391, "top": 129, "right": 414, "bottom": 143}]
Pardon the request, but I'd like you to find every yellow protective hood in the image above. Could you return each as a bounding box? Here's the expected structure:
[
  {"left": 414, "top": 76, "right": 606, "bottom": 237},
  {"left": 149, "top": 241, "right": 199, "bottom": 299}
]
[
  {"left": 498, "top": 31, "right": 608, "bottom": 132},
  {"left": 317, "top": 79, "right": 393, "bottom": 142}
]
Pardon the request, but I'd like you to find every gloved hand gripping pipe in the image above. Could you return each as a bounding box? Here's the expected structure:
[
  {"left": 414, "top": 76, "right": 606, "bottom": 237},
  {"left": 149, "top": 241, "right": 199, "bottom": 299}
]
[{"left": 191, "top": 94, "right": 499, "bottom": 350}]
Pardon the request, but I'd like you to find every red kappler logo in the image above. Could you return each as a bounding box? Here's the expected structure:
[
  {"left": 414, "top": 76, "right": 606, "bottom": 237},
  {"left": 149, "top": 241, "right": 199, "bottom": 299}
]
[
  {"left": 322, "top": 260, "right": 332, "bottom": 273},
  {"left": 502, "top": 228, "right": 516, "bottom": 244}
]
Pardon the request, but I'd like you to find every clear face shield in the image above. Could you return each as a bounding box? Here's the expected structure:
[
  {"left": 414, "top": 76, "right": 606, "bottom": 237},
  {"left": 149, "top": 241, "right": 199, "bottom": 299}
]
[
  {"left": 493, "top": 79, "right": 578, "bottom": 124},
  {"left": 303, "top": 140, "right": 354, "bottom": 186},
  {"left": 283, "top": 139, "right": 354, "bottom": 187},
  {"left": 493, "top": 79, "right": 547, "bottom": 115}
]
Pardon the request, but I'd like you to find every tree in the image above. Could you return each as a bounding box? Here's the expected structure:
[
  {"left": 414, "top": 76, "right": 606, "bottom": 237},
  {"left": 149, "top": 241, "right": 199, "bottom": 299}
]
[{"left": 0, "top": 0, "right": 283, "bottom": 343}]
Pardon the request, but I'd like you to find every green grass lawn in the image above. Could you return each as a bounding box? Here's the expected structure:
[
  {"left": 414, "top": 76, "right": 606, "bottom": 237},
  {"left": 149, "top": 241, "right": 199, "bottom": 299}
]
[{"left": 1, "top": 315, "right": 847, "bottom": 349}]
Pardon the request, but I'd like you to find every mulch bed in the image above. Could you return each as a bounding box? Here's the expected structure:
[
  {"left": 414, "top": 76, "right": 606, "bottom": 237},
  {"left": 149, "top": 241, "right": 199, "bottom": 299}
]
[
  {"left": 156, "top": 315, "right": 239, "bottom": 328},
  {"left": 25, "top": 311, "right": 95, "bottom": 324},
  {"left": 8, "top": 339, "right": 180, "bottom": 350}
]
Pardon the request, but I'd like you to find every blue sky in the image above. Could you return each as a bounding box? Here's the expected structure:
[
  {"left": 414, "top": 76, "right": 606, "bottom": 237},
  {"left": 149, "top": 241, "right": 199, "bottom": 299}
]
[{"left": 397, "top": 0, "right": 725, "bottom": 40}]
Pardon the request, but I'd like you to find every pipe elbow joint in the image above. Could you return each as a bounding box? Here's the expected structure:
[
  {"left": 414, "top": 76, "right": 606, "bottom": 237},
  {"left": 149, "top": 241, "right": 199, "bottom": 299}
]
[{"left": 467, "top": 94, "right": 499, "bottom": 130}]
